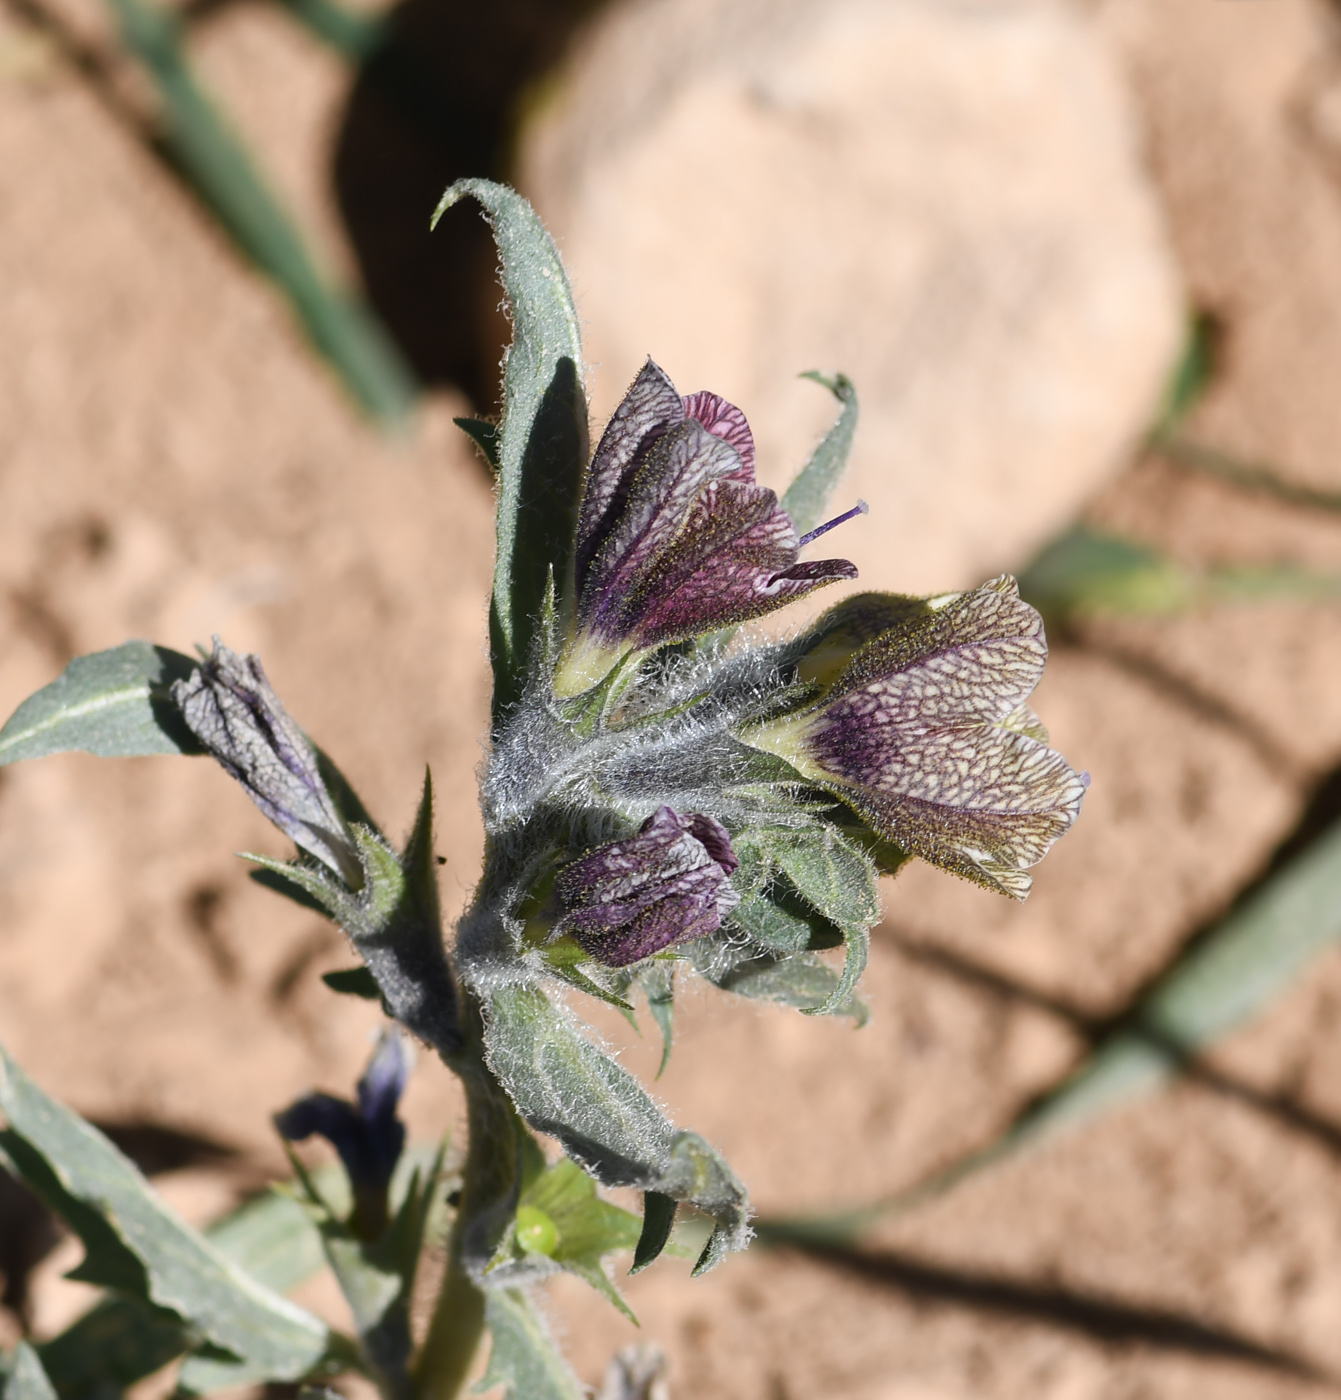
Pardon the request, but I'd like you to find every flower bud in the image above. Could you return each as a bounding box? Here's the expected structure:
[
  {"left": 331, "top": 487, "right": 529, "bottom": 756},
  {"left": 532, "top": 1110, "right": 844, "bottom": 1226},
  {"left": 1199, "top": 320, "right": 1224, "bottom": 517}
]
[
  {"left": 275, "top": 1031, "right": 409, "bottom": 1240},
  {"left": 555, "top": 806, "right": 740, "bottom": 967},
  {"left": 555, "top": 361, "right": 858, "bottom": 694},
  {"left": 172, "top": 638, "right": 363, "bottom": 889},
  {"left": 743, "top": 577, "right": 1087, "bottom": 898}
]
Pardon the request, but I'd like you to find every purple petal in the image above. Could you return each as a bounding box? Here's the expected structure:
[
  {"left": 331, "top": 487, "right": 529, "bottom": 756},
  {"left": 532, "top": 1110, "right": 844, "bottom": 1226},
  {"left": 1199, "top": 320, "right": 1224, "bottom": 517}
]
[
  {"left": 753, "top": 577, "right": 1085, "bottom": 899},
  {"left": 564, "top": 367, "right": 857, "bottom": 674},
  {"left": 682, "top": 390, "right": 756, "bottom": 478},
  {"left": 171, "top": 640, "right": 362, "bottom": 888},
  {"left": 577, "top": 360, "right": 684, "bottom": 590},
  {"left": 555, "top": 806, "right": 738, "bottom": 968},
  {"left": 356, "top": 1030, "right": 409, "bottom": 1129}
]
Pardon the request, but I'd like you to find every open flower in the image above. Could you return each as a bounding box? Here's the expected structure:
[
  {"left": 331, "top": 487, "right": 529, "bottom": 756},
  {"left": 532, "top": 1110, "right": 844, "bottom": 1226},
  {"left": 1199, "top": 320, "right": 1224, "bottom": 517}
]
[
  {"left": 555, "top": 360, "right": 859, "bottom": 694},
  {"left": 555, "top": 806, "right": 740, "bottom": 967},
  {"left": 742, "top": 576, "right": 1087, "bottom": 898},
  {"left": 171, "top": 638, "right": 363, "bottom": 889},
  {"left": 275, "top": 1030, "right": 409, "bottom": 1239}
]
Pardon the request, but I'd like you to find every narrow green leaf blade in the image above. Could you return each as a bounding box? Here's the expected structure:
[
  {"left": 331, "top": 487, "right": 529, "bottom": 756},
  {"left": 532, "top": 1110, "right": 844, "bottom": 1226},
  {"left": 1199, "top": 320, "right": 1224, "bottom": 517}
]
[
  {"left": 781, "top": 372, "right": 859, "bottom": 536},
  {"left": 432, "top": 180, "right": 588, "bottom": 726},
  {"left": 6, "top": 1344, "right": 57, "bottom": 1400},
  {"left": 0, "top": 642, "right": 202, "bottom": 765},
  {"left": 0, "top": 1043, "right": 329, "bottom": 1380},
  {"left": 480, "top": 1288, "right": 585, "bottom": 1400}
]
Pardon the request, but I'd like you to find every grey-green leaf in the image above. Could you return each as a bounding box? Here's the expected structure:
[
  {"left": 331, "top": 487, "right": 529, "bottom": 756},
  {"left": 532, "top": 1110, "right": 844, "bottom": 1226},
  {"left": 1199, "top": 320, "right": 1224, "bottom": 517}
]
[
  {"left": 480, "top": 1288, "right": 585, "bottom": 1400},
  {"left": 712, "top": 951, "right": 867, "bottom": 1024},
  {"left": 780, "top": 372, "right": 859, "bottom": 537},
  {"left": 0, "top": 642, "right": 203, "bottom": 765},
  {"left": 482, "top": 983, "right": 750, "bottom": 1267},
  {"left": 0, "top": 1043, "right": 329, "bottom": 1381},
  {"left": 5, "top": 1344, "right": 57, "bottom": 1400},
  {"left": 432, "top": 180, "right": 589, "bottom": 727}
]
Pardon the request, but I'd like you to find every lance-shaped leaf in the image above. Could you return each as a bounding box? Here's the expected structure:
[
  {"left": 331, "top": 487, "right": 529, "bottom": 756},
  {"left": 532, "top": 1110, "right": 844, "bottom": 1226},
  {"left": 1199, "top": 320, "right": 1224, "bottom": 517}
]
[
  {"left": 780, "top": 372, "right": 859, "bottom": 537},
  {"left": 0, "top": 642, "right": 202, "bottom": 765},
  {"left": 479, "top": 1288, "right": 585, "bottom": 1400},
  {"left": 556, "top": 361, "right": 858, "bottom": 695},
  {"left": 701, "top": 949, "right": 868, "bottom": 1024},
  {"left": 5, "top": 1344, "right": 57, "bottom": 1400},
  {"left": 0, "top": 1043, "right": 332, "bottom": 1383},
  {"left": 482, "top": 982, "right": 750, "bottom": 1273},
  {"left": 432, "top": 180, "right": 588, "bottom": 726}
]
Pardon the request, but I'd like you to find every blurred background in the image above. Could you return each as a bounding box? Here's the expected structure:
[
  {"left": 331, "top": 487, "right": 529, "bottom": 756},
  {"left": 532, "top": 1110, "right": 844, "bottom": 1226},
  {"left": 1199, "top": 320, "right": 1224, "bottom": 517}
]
[{"left": 7, "top": 0, "right": 1341, "bottom": 1395}]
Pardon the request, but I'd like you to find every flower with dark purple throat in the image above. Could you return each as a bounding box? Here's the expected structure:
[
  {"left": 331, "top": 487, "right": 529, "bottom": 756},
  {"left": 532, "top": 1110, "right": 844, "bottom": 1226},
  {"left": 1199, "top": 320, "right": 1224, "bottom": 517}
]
[
  {"left": 742, "top": 576, "right": 1088, "bottom": 898},
  {"left": 171, "top": 638, "right": 363, "bottom": 889},
  {"left": 554, "top": 360, "right": 862, "bottom": 696},
  {"left": 275, "top": 1031, "right": 409, "bottom": 1240},
  {"left": 554, "top": 806, "right": 740, "bottom": 968}
]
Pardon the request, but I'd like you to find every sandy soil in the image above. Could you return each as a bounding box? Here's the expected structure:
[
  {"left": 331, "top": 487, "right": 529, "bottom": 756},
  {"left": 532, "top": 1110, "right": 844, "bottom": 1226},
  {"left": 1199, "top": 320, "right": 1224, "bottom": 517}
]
[{"left": 5, "top": 0, "right": 1341, "bottom": 1397}]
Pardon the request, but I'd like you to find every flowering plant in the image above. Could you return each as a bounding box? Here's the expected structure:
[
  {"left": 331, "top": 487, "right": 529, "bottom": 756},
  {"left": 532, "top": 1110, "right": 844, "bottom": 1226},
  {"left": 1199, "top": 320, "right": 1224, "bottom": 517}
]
[{"left": 0, "top": 182, "right": 1083, "bottom": 1398}]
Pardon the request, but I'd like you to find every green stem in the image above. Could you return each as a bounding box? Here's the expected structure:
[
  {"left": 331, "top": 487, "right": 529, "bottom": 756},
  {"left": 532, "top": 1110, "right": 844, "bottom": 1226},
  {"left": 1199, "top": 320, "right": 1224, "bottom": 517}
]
[{"left": 413, "top": 993, "right": 526, "bottom": 1399}]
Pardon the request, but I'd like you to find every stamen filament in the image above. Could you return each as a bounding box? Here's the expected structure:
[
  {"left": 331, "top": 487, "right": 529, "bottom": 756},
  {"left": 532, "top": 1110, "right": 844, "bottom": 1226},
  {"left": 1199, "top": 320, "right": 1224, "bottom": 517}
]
[{"left": 798, "top": 499, "right": 868, "bottom": 548}]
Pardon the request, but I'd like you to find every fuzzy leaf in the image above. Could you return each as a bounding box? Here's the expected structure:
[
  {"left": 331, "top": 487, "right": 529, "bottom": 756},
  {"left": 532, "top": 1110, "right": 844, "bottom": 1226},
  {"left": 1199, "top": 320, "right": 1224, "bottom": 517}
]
[
  {"left": 0, "top": 642, "right": 202, "bottom": 765},
  {"left": 432, "top": 180, "right": 588, "bottom": 726},
  {"left": 712, "top": 950, "right": 867, "bottom": 1023},
  {"left": 781, "top": 372, "right": 859, "bottom": 537},
  {"left": 638, "top": 963, "right": 675, "bottom": 1077},
  {"left": 0, "top": 1044, "right": 330, "bottom": 1383},
  {"left": 5, "top": 1345, "right": 57, "bottom": 1400},
  {"left": 482, "top": 983, "right": 750, "bottom": 1268},
  {"left": 480, "top": 1289, "right": 585, "bottom": 1400}
]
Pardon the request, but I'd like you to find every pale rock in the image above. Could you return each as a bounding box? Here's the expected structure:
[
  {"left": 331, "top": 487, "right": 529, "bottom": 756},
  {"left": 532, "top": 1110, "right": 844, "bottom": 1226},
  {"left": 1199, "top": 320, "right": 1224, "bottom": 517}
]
[{"left": 521, "top": 0, "right": 1183, "bottom": 601}]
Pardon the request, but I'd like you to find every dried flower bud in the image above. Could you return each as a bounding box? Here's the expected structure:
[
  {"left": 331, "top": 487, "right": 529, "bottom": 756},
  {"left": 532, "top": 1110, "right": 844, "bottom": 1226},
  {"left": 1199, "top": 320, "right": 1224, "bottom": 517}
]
[
  {"left": 172, "top": 638, "right": 363, "bottom": 889},
  {"left": 275, "top": 1030, "right": 409, "bottom": 1239},
  {"left": 555, "top": 806, "right": 740, "bottom": 967},
  {"left": 555, "top": 361, "right": 858, "bottom": 694},
  {"left": 743, "top": 577, "right": 1087, "bottom": 898}
]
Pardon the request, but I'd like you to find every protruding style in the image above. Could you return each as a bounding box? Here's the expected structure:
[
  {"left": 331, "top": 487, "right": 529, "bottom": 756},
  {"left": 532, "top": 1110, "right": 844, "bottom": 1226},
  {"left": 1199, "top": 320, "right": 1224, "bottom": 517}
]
[{"left": 555, "top": 361, "right": 859, "bottom": 694}]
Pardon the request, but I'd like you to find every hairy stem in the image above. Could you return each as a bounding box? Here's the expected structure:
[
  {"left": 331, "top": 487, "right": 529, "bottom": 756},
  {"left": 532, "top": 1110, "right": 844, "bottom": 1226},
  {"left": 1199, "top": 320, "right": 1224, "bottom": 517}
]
[{"left": 413, "top": 989, "right": 526, "bottom": 1399}]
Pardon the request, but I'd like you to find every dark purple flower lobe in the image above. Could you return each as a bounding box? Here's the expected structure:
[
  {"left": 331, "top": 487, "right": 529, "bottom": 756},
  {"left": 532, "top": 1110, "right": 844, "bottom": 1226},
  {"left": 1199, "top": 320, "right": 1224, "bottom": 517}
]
[
  {"left": 555, "top": 806, "right": 739, "bottom": 967},
  {"left": 745, "top": 577, "right": 1086, "bottom": 898},
  {"left": 557, "top": 361, "right": 857, "bottom": 693}
]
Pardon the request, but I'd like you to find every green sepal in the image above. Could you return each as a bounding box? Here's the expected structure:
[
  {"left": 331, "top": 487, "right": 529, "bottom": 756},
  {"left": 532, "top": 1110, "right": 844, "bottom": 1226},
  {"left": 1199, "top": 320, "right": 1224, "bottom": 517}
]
[
  {"left": 432, "top": 180, "right": 589, "bottom": 730},
  {"left": 540, "top": 942, "right": 636, "bottom": 1013},
  {"left": 321, "top": 966, "right": 381, "bottom": 1000},
  {"left": 454, "top": 415, "right": 501, "bottom": 472},
  {"left": 0, "top": 641, "right": 202, "bottom": 765},
  {"left": 0, "top": 1042, "right": 332, "bottom": 1383},
  {"left": 780, "top": 372, "right": 859, "bottom": 537},
  {"left": 637, "top": 962, "right": 675, "bottom": 1078},
  {"left": 491, "top": 1158, "right": 642, "bottom": 1321},
  {"left": 705, "top": 950, "right": 868, "bottom": 1024},
  {"left": 631, "top": 1191, "right": 677, "bottom": 1275}
]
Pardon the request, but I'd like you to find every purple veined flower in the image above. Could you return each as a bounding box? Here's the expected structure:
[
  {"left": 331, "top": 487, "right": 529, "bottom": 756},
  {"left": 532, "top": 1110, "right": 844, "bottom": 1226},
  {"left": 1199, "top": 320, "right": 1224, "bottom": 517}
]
[
  {"left": 555, "top": 806, "right": 740, "bottom": 968},
  {"left": 741, "top": 576, "right": 1088, "bottom": 899},
  {"left": 275, "top": 1030, "right": 409, "bottom": 1239},
  {"left": 171, "top": 638, "right": 363, "bottom": 889},
  {"left": 553, "top": 360, "right": 860, "bottom": 696}
]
